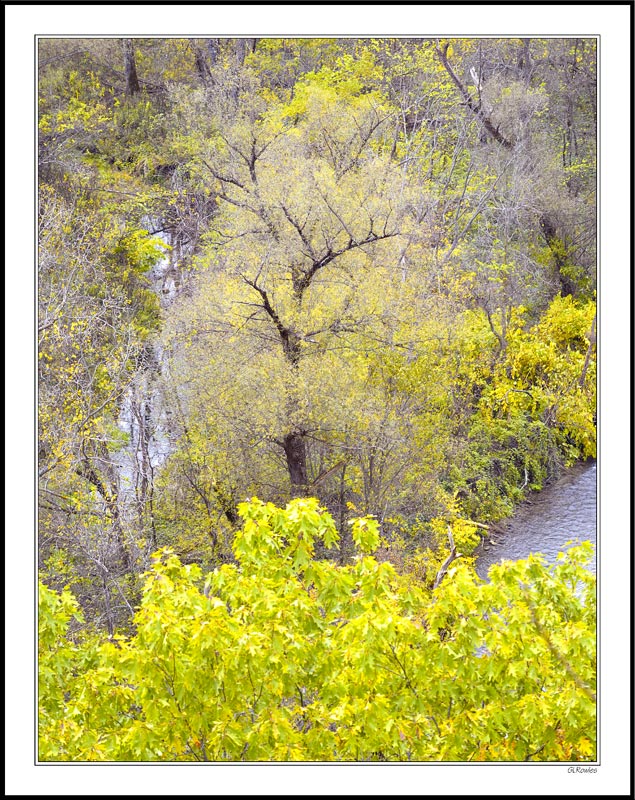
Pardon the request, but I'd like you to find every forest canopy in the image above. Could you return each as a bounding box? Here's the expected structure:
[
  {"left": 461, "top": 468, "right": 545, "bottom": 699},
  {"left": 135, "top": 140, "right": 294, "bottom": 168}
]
[{"left": 38, "top": 37, "right": 596, "bottom": 762}]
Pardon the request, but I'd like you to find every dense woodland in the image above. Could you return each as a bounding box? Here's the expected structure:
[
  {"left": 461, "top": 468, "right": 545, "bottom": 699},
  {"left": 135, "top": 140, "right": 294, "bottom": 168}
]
[{"left": 38, "top": 37, "right": 597, "bottom": 761}]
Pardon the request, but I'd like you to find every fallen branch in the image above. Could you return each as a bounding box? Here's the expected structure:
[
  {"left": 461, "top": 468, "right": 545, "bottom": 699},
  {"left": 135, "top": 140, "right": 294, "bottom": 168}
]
[{"left": 458, "top": 518, "right": 489, "bottom": 531}]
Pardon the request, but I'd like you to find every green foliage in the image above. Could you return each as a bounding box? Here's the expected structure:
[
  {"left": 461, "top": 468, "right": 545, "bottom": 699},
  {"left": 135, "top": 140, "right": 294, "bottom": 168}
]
[
  {"left": 38, "top": 39, "right": 597, "bottom": 762},
  {"left": 107, "top": 226, "right": 167, "bottom": 335},
  {"left": 39, "top": 500, "right": 595, "bottom": 762},
  {"left": 350, "top": 515, "right": 381, "bottom": 554},
  {"left": 445, "top": 296, "right": 596, "bottom": 520}
]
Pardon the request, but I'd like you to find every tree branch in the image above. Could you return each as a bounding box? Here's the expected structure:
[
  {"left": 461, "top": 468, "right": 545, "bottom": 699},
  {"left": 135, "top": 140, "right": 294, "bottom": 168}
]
[
  {"left": 201, "top": 159, "right": 246, "bottom": 191},
  {"left": 435, "top": 41, "right": 513, "bottom": 149},
  {"left": 433, "top": 526, "right": 463, "bottom": 589},
  {"left": 280, "top": 204, "right": 317, "bottom": 261},
  {"left": 293, "top": 229, "right": 400, "bottom": 299}
]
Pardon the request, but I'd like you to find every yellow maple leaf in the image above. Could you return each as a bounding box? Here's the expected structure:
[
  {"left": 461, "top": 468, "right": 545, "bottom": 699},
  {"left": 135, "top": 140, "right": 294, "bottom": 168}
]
[{"left": 578, "top": 737, "right": 594, "bottom": 757}]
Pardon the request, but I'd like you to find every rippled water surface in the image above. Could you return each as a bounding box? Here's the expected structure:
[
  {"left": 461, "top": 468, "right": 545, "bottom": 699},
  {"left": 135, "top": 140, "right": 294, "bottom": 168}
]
[{"left": 475, "top": 460, "right": 597, "bottom": 579}]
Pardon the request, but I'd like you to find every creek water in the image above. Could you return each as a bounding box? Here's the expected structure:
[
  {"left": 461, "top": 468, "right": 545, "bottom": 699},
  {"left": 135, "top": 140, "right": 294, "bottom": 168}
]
[{"left": 474, "top": 460, "right": 597, "bottom": 579}]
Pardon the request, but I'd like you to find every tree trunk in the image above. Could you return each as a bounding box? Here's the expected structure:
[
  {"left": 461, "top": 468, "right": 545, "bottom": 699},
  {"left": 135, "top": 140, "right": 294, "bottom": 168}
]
[
  {"left": 282, "top": 432, "right": 308, "bottom": 494},
  {"left": 234, "top": 38, "right": 247, "bottom": 67},
  {"left": 123, "top": 38, "right": 140, "bottom": 96},
  {"left": 191, "top": 41, "right": 212, "bottom": 85},
  {"left": 76, "top": 453, "right": 132, "bottom": 573},
  {"left": 436, "top": 41, "right": 513, "bottom": 149},
  {"left": 540, "top": 213, "right": 575, "bottom": 297},
  {"left": 102, "top": 576, "right": 114, "bottom": 636},
  {"left": 519, "top": 38, "right": 532, "bottom": 85},
  {"left": 207, "top": 38, "right": 221, "bottom": 66}
]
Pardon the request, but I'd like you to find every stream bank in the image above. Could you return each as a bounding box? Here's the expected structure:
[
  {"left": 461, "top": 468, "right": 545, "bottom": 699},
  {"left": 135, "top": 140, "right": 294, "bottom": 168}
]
[{"left": 474, "top": 459, "right": 597, "bottom": 579}]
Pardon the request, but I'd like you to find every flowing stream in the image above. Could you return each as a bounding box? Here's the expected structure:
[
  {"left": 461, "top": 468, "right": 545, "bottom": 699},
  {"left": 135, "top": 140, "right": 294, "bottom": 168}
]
[{"left": 474, "top": 460, "right": 597, "bottom": 579}]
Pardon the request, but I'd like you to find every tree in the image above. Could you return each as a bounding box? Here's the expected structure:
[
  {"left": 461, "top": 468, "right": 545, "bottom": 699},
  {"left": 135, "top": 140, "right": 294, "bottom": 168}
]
[
  {"left": 161, "top": 72, "right": 421, "bottom": 506},
  {"left": 37, "top": 36, "right": 597, "bottom": 625},
  {"left": 433, "top": 37, "right": 596, "bottom": 300},
  {"left": 38, "top": 164, "right": 167, "bottom": 629},
  {"left": 39, "top": 498, "right": 596, "bottom": 762}
]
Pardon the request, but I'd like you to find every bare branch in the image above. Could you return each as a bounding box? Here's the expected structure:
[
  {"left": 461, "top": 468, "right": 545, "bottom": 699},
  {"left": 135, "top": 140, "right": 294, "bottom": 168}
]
[
  {"left": 433, "top": 525, "right": 463, "bottom": 589},
  {"left": 280, "top": 204, "right": 317, "bottom": 261},
  {"left": 435, "top": 41, "right": 513, "bottom": 149},
  {"left": 293, "top": 229, "right": 400, "bottom": 299},
  {"left": 201, "top": 159, "right": 246, "bottom": 191}
]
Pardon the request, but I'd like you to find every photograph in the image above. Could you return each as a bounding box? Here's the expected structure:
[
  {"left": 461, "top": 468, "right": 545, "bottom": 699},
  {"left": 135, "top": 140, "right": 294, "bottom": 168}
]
[
  {"left": 36, "top": 32, "right": 598, "bottom": 763},
  {"left": 4, "top": 2, "right": 632, "bottom": 796}
]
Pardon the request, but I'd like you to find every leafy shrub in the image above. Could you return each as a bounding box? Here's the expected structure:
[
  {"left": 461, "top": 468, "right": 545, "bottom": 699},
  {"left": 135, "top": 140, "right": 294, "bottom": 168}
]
[{"left": 39, "top": 499, "right": 596, "bottom": 762}]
